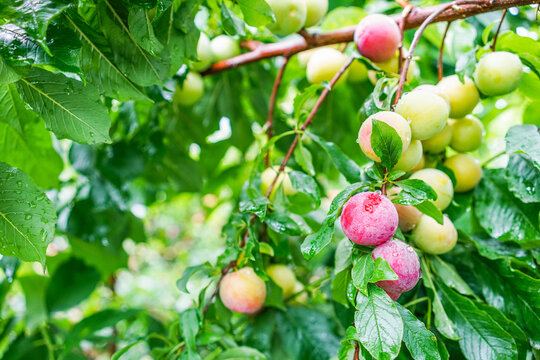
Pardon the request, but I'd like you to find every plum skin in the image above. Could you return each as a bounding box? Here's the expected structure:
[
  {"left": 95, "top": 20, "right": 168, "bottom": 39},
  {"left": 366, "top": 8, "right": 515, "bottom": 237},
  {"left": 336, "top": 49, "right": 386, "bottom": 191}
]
[
  {"left": 358, "top": 111, "right": 412, "bottom": 162},
  {"left": 173, "top": 72, "right": 204, "bottom": 106},
  {"left": 219, "top": 267, "right": 266, "bottom": 314},
  {"left": 348, "top": 60, "right": 368, "bottom": 83},
  {"left": 340, "top": 192, "right": 398, "bottom": 246},
  {"left": 450, "top": 116, "right": 484, "bottom": 153},
  {"left": 437, "top": 75, "right": 479, "bottom": 118},
  {"left": 474, "top": 51, "right": 523, "bottom": 96},
  {"left": 444, "top": 154, "right": 482, "bottom": 193},
  {"left": 266, "top": 0, "right": 307, "bottom": 36},
  {"left": 410, "top": 168, "right": 454, "bottom": 211},
  {"left": 413, "top": 214, "right": 457, "bottom": 255},
  {"left": 422, "top": 122, "right": 452, "bottom": 154},
  {"left": 372, "top": 239, "right": 421, "bottom": 294},
  {"left": 304, "top": 0, "right": 328, "bottom": 27},
  {"left": 354, "top": 14, "right": 401, "bottom": 62},
  {"left": 191, "top": 33, "right": 213, "bottom": 72},
  {"left": 210, "top": 35, "right": 240, "bottom": 62},
  {"left": 267, "top": 264, "right": 296, "bottom": 297},
  {"left": 393, "top": 140, "right": 423, "bottom": 172},
  {"left": 395, "top": 89, "right": 449, "bottom": 141},
  {"left": 306, "top": 48, "right": 350, "bottom": 85},
  {"left": 387, "top": 187, "right": 423, "bottom": 232}
]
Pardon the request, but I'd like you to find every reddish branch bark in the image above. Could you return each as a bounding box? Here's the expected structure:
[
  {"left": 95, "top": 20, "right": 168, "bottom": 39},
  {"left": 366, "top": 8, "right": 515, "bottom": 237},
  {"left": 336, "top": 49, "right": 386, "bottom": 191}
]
[
  {"left": 203, "top": 0, "right": 537, "bottom": 76},
  {"left": 492, "top": 9, "right": 508, "bottom": 51},
  {"left": 438, "top": 21, "right": 452, "bottom": 81}
]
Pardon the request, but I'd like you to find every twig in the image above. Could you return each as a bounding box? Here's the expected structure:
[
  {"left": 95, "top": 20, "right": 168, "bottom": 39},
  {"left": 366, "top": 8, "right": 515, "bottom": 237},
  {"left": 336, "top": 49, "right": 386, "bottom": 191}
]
[
  {"left": 398, "top": 4, "right": 414, "bottom": 74},
  {"left": 381, "top": 167, "right": 388, "bottom": 195},
  {"left": 265, "top": 56, "right": 291, "bottom": 167},
  {"left": 438, "top": 22, "right": 452, "bottom": 81},
  {"left": 202, "top": 0, "right": 535, "bottom": 75},
  {"left": 240, "top": 39, "right": 262, "bottom": 51},
  {"left": 393, "top": 0, "right": 488, "bottom": 106},
  {"left": 354, "top": 343, "right": 360, "bottom": 360},
  {"left": 202, "top": 261, "right": 236, "bottom": 315},
  {"left": 491, "top": 9, "right": 508, "bottom": 51}
]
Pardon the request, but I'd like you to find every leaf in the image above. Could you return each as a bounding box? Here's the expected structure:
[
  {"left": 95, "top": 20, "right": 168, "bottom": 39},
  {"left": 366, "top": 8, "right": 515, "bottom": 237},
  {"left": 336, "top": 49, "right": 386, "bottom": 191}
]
[
  {"left": 393, "top": 179, "right": 438, "bottom": 205},
  {"left": 288, "top": 170, "right": 321, "bottom": 206},
  {"left": 46, "top": 257, "right": 101, "bottom": 313},
  {"left": 16, "top": 68, "right": 112, "bottom": 144},
  {"left": 496, "top": 32, "right": 540, "bottom": 78},
  {"left": 0, "top": 84, "right": 62, "bottom": 188},
  {"left": 220, "top": 2, "right": 246, "bottom": 36},
  {"left": 355, "top": 284, "right": 403, "bottom": 359},
  {"left": 69, "top": 237, "right": 128, "bottom": 277},
  {"left": 396, "top": 303, "right": 441, "bottom": 360},
  {"left": 371, "top": 119, "right": 403, "bottom": 170},
  {"left": 300, "top": 222, "right": 334, "bottom": 260},
  {"left": 465, "top": 233, "right": 535, "bottom": 265},
  {"left": 331, "top": 266, "right": 352, "bottom": 307},
  {"left": 473, "top": 169, "right": 540, "bottom": 249},
  {"left": 351, "top": 254, "right": 374, "bottom": 295},
  {"left": 505, "top": 154, "right": 540, "bottom": 203},
  {"left": 217, "top": 347, "right": 266, "bottom": 360},
  {"left": 455, "top": 47, "right": 477, "bottom": 81},
  {"left": 237, "top": 0, "right": 275, "bottom": 26},
  {"left": 239, "top": 196, "right": 270, "bottom": 220},
  {"left": 264, "top": 212, "right": 303, "bottom": 235},
  {"left": 263, "top": 279, "right": 285, "bottom": 310},
  {"left": 294, "top": 141, "right": 315, "bottom": 176},
  {"left": 0, "top": 162, "right": 56, "bottom": 265},
  {"left": 0, "top": 57, "right": 21, "bottom": 85},
  {"left": 181, "top": 309, "right": 200, "bottom": 357},
  {"left": 437, "top": 282, "right": 518, "bottom": 360},
  {"left": 128, "top": 8, "right": 164, "bottom": 56},
  {"left": 176, "top": 264, "right": 213, "bottom": 293},
  {"left": 505, "top": 125, "right": 540, "bottom": 168},
  {"left": 326, "top": 182, "right": 365, "bottom": 224},
  {"left": 308, "top": 132, "right": 367, "bottom": 183},
  {"left": 431, "top": 256, "right": 475, "bottom": 297},
  {"left": 18, "top": 275, "right": 47, "bottom": 332},
  {"left": 370, "top": 257, "right": 399, "bottom": 283},
  {"left": 414, "top": 200, "right": 444, "bottom": 225},
  {"left": 294, "top": 84, "right": 324, "bottom": 122}
]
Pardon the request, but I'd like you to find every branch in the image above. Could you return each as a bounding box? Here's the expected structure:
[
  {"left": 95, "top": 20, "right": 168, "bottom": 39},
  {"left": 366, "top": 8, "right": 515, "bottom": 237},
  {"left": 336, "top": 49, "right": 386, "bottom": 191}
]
[
  {"left": 491, "top": 9, "right": 508, "bottom": 51},
  {"left": 438, "top": 21, "right": 452, "bottom": 81},
  {"left": 203, "top": 0, "right": 536, "bottom": 75}
]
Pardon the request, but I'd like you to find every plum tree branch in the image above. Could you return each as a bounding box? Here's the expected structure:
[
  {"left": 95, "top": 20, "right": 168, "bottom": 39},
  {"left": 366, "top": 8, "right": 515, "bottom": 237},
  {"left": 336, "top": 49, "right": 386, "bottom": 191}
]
[
  {"left": 438, "top": 21, "right": 452, "bottom": 81},
  {"left": 492, "top": 9, "right": 508, "bottom": 51},
  {"left": 203, "top": 0, "right": 537, "bottom": 76}
]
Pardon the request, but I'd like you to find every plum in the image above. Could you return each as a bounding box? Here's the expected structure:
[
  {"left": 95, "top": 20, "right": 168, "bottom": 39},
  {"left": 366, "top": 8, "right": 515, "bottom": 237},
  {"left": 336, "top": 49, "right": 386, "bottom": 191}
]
[
  {"left": 387, "top": 187, "right": 423, "bottom": 232},
  {"left": 266, "top": 0, "right": 307, "bottom": 36},
  {"left": 474, "top": 51, "right": 522, "bottom": 96},
  {"left": 372, "top": 239, "right": 421, "bottom": 293},
  {"left": 267, "top": 264, "right": 296, "bottom": 297},
  {"left": 306, "top": 48, "right": 350, "bottom": 85},
  {"left": 210, "top": 35, "right": 240, "bottom": 62},
  {"left": 444, "top": 154, "right": 482, "bottom": 193},
  {"left": 191, "top": 33, "right": 213, "bottom": 72},
  {"left": 219, "top": 267, "right": 266, "bottom": 314},
  {"left": 413, "top": 215, "right": 457, "bottom": 254},
  {"left": 422, "top": 122, "right": 452, "bottom": 154},
  {"left": 305, "top": 0, "right": 328, "bottom": 27},
  {"left": 450, "top": 116, "right": 484, "bottom": 152},
  {"left": 410, "top": 169, "right": 454, "bottom": 211},
  {"left": 437, "top": 75, "right": 479, "bottom": 118},
  {"left": 173, "top": 72, "right": 204, "bottom": 106},
  {"left": 394, "top": 140, "right": 423, "bottom": 172},
  {"left": 261, "top": 166, "right": 295, "bottom": 199},
  {"left": 354, "top": 14, "right": 401, "bottom": 62}
]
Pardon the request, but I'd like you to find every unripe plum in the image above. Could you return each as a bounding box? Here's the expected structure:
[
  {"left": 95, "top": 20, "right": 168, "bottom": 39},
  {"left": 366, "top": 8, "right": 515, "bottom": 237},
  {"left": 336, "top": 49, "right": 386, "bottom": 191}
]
[
  {"left": 306, "top": 48, "right": 349, "bottom": 84},
  {"left": 210, "top": 35, "right": 240, "bottom": 62},
  {"left": 393, "top": 140, "right": 423, "bottom": 172},
  {"left": 444, "top": 154, "right": 482, "bottom": 193},
  {"left": 387, "top": 187, "right": 423, "bottom": 232},
  {"left": 410, "top": 155, "right": 425, "bottom": 172},
  {"left": 266, "top": 0, "right": 307, "bottom": 36},
  {"left": 173, "top": 72, "right": 204, "bottom": 106},
  {"left": 372, "top": 239, "right": 421, "bottom": 293},
  {"left": 304, "top": 0, "right": 328, "bottom": 27},
  {"left": 340, "top": 191, "right": 398, "bottom": 246},
  {"left": 261, "top": 166, "right": 295, "bottom": 199},
  {"left": 267, "top": 264, "right": 296, "bottom": 297},
  {"left": 358, "top": 111, "right": 412, "bottom": 162},
  {"left": 395, "top": 89, "right": 449, "bottom": 140},
  {"left": 410, "top": 169, "right": 454, "bottom": 211},
  {"left": 450, "top": 116, "right": 484, "bottom": 152},
  {"left": 415, "top": 84, "right": 450, "bottom": 106},
  {"left": 412, "top": 215, "right": 457, "bottom": 254},
  {"left": 437, "top": 76, "right": 479, "bottom": 118},
  {"left": 374, "top": 49, "right": 419, "bottom": 81},
  {"left": 348, "top": 60, "right": 368, "bottom": 83},
  {"left": 354, "top": 14, "right": 400, "bottom": 62},
  {"left": 474, "top": 51, "right": 522, "bottom": 96},
  {"left": 191, "top": 33, "right": 213, "bottom": 72},
  {"left": 422, "top": 122, "right": 452, "bottom": 154},
  {"left": 219, "top": 267, "right": 266, "bottom": 314}
]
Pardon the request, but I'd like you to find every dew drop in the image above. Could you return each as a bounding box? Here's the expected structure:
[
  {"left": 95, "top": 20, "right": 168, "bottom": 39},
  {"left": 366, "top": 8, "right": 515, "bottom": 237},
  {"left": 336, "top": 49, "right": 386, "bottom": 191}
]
[{"left": 25, "top": 214, "right": 32, "bottom": 220}]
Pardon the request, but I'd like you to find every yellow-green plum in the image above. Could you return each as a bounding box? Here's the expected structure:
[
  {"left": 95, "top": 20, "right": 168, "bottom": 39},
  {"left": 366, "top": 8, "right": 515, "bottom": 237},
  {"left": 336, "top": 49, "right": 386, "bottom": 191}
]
[
  {"left": 304, "top": 0, "right": 328, "bottom": 27},
  {"left": 191, "top": 33, "right": 213, "bottom": 72},
  {"left": 415, "top": 84, "right": 450, "bottom": 106},
  {"left": 410, "top": 154, "right": 425, "bottom": 172},
  {"left": 306, "top": 48, "right": 349, "bottom": 84},
  {"left": 210, "top": 35, "right": 240, "bottom": 62},
  {"left": 354, "top": 14, "right": 401, "bottom": 62},
  {"left": 267, "top": 264, "right": 296, "bottom": 297},
  {"left": 450, "top": 116, "right": 484, "bottom": 152},
  {"left": 261, "top": 166, "right": 295, "bottom": 199},
  {"left": 395, "top": 89, "right": 449, "bottom": 140},
  {"left": 422, "top": 122, "right": 452, "bottom": 154},
  {"left": 266, "top": 0, "right": 307, "bottom": 36},
  {"left": 219, "top": 267, "right": 266, "bottom": 314},
  {"left": 437, "top": 75, "right": 479, "bottom": 118},
  {"left": 394, "top": 140, "right": 423, "bottom": 172},
  {"left": 410, "top": 168, "right": 454, "bottom": 210},
  {"left": 173, "top": 72, "right": 204, "bottom": 106},
  {"left": 412, "top": 214, "right": 457, "bottom": 255},
  {"left": 387, "top": 187, "right": 423, "bottom": 232},
  {"left": 374, "top": 49, "right": 418, "bottom": 81},
  {"left": 348, "top": 60, "right": 368, "bottom": 83},
  {"left": 444, "top": 154, "right": 482, "bottom": 193},
  {"left": 358, "top": 111, "right": 412, "bottom": 162},
  {"left": 474, "top": 51, "right": 522, "bottom": 96}
]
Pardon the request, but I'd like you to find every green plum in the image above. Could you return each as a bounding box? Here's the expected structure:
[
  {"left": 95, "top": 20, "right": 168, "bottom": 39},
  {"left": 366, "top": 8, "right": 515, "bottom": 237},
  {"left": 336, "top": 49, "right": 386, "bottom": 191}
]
[
  {"left": 474, "top": 51, "right": 523, "bottom": 96},
  {"left": 266, "top": 0, "right": 307, "bottom": 36},
  {"left": 444, "top": 154, "right": 482, "bottom": 193},
  {"left": 437, "top": 75, "right": 479, "bottom": 118},
  {"left": 173, "top": 72, "right": 204, "bottom": 106},
  {"left": 450, "top": 116, "right": 484, "bottom": 152}
]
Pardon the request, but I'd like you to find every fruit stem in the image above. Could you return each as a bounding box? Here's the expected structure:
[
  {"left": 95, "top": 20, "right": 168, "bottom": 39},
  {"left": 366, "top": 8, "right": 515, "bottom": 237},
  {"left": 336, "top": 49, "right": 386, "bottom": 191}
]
[
  {"left": 491, "top": 9, "right": 508, "bottom": 51},
  {"left": 203, "top": 260, "right": 237, "bottom": 315},
  {"left": 398, "top": 4, "right": 414, "bottom": 74},
  {"left": 438, "top": 21, "right": 452, "bottom": 81},
  {"left": 482, "top": 150, "right": 506, "bottom": 166},
  {"left": 381, "top": 167, "right": 389, "bottom": 195},
  {"left": 354, "top": 343, "right": 360, "bottom": 360}
]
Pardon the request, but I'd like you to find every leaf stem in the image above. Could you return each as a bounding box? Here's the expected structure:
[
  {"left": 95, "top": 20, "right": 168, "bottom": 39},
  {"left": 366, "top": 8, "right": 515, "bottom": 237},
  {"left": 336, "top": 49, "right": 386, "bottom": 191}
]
[
  {"left": 40, "top": 326, "right": 55, "bottom": 360},
  {"left": 404, "top": 296, "right": 429, "bottom": 308},
  {"left": 491, "top": 9, "right": 508, "bottom": 51},
  {"left": 482, "top": 150, "right": 506, "bottom": 166},
  {"left": 438, "top": 22, "right": 452, "bottom": 81}
]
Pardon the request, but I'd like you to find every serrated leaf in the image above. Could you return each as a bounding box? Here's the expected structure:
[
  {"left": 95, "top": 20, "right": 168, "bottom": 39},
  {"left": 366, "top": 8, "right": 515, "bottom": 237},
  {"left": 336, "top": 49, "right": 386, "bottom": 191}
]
[
  {"left": 0, "top": 56, "right": 21, "bottom": 85},
  {"left": 370, "top": 257, "right": 398, "bottom": 283},
  {"left": 239, "top": 196, "right": 270, "bottom": 219},
  {"left": 237, "top": 0, "right": 275, "bottom": 26},
  {"left": 396, "top": 303, "right": 441, "bottom": 360},
  {"left": 352, "top": 254, "right": 374, "bottom": 295},
  {"left": 288, "top": 170, "right": 320, "bottom": 206},
  {"left": 220, "top": 2, "right": 246, "bottom": 36},
  {"left": 16, "top": 68, "right": 111, "bottom": 144},
  {"left": 505, "top": 125, "right": 540, "bottom": 168},
  {"left": 371, "top": 119, "right": 402, "bottom": 170},
  {"left": 505, "top": 154, "right": 540, "bottom": 203},
  {"left": 414, "top": 200, "right": 444, "bottom": 225},
  {"left": 301, "top": 223, "right": 334, "bottom": 260},
  {"left": 0, "top": 162, "right": 56, "bottom": 266},
  {"left": 393, "top": 179, "right": 438, "bottom": 204},
  {"left": 128, "top": 8, "right": 164, "bottom": 56},
  {"left": 355, "top": 284, "right": 403, "bottom": 359},
  {"left": 431, "top": 256, "right": 475, "bottom": 297}
]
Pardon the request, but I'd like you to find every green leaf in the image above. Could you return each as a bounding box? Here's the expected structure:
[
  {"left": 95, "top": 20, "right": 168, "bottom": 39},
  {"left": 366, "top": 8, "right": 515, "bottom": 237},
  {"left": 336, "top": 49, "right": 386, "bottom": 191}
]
[
  {"left": 263, "top": 279, "right": 285, "bottom": 310},
  {"left": 505, "top": 154, "right": 540, "bottom": 203},
  {"left": 355, "top": 284, "right": 403, "bottom": 359},
  {"left": 308, "top": 133, "right": 367, "bottom": 183},
  {"left": 352, "top": 254, "right": 374, "bottom": 295},
  {"left": 0, "top": 84, "right": 62, "bottom": 189},
  {"left": 465, "top": 233, "right": 535, "bottom": 265},
  {"left": 239, "top": 196, "right": 270, "bottom": 220},
  {"left": 437, "top": 282, "right": 518, "bottom": 360},
  {"left": 370, "top": 257, "right": 399, "bottom": 283},
  {"left": 176, "top": 264, "right": 213, "bottom": 293},
  {"left": 505, "top": 125, "right": 540, "bottom": 168},
  {"left": 128, "top": 8, "right": 164, "bottom": 56},
  {"left": 0, "top": 162, "right": 56, "bottom": 265},
  {"left": 430, "top": 256, "right": 475, "bottom": 297},
  {"left": 264, "top": 212, "right": 303, "bottom": 235},
  {"left": 0, "top": 56, "right": 21, "bottom": 85},
  {"left": 220, "top": 2, "right": 246, "bottom": 36},
  {"left": 181, "top": 309, "right": 200, "bottom": 357},
  {"left": 16, "top": 68, "right": 112, "bottom": 144},
  {"left": 69, "top": 237, "right": 128, "bottom": 277},
  {"left": 18, "top": 275, "right": 47, "bottom": 332},
  {"left": 300, "top": 222, "right": 334, "bottom": 260},
  {"left": 46, "top": 257, "right": 101, "bottom": 313},
  {"left": 414, "top": 200, "right": 444, "bottom": 225},
  {"left": 455, "top": 47, "right": 477, "bottom": 81},
  {"left": 294, "top": 84, "right": 323, "bottom": 122},
  {"left": 217, "top": 347, "right": 266, "bottom": 360},
  {"left": 393, "top": 179, "right": 438, "bottom": 205},
  {"left": 331, "top": 266, "right": 352, "bottom": 307},
  {"left": 371, "top": 119, "right": 403, "bottom": 170},
  {"left": 237, "top": 0, "right": 275, "bottom": 26},
  {"left": 473, "top": 169, "right": 540, "bottom": 249},
  {"left": 326, "top": 182, "right": 365, "bottom": 224},
  {"left": 288, "top": 170, "right": 321, "bottom": 206},
  {"left": 496, "top": 32, "right": 540, "bottom": 78},
  {"left": 294, "top": 141, "right": 315, "bottom": 176},
  {"left": 396, "top": 303, "right": 441, "bottom": 360}
]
